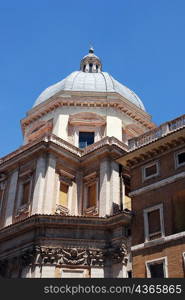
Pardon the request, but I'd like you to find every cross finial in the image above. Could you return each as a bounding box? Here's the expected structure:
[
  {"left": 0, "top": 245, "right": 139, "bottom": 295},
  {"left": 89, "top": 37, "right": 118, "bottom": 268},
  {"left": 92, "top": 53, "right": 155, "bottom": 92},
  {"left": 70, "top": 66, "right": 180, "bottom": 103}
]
[{"left": 89, "top": 42, "right": 94, "bottom": 53}]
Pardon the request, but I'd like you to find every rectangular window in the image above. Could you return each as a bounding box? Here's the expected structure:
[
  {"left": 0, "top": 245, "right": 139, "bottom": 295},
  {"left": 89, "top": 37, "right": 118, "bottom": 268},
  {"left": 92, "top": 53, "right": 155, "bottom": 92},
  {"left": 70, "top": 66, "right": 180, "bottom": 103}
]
[
  {"left": 143, "top": 162, "right": 159, "bottom": 180},
  {"left": 148, "top": 209, "right": 161, "bottom": 239},
  {"left": 144, "top": 204, "right": 164, "bottom": 241},
  {"left": 173, "top": 190, "right": 185, "bottom": 233},
  {"left": 59, "top": 183, "right": 68, "bottom": 207},
  {"left": 21, "top": 181, "right": 30, "bottom": 205},
  {"left": 149, "top": 263, "right": 164, "bottom": 277},
  {"left": 146, "top": 257, "right": 168, "bottom": 278},
  {"left": 175, "top": 150, "right": 185, "bottom": 168},
  {"left": 87, "top": 183, "right": 96, "bottom": 208},
  {"left": 79, "top": 132, "right": 94, "bottom": 148}
]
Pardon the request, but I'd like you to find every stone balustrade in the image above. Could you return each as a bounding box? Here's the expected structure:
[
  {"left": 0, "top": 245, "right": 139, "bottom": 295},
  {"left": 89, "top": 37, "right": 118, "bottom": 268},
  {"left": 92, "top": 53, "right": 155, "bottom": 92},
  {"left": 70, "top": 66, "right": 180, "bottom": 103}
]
[{"left": 128, "top": 114, "right": 185, "bottom": 151}]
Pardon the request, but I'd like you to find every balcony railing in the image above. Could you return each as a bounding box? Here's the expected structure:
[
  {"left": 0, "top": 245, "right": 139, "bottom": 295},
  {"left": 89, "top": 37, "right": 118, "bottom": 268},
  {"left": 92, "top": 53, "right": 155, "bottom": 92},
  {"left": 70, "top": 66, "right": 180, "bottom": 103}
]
[{"left": 128, "top": 114, "right": 185, "bottom": 151}]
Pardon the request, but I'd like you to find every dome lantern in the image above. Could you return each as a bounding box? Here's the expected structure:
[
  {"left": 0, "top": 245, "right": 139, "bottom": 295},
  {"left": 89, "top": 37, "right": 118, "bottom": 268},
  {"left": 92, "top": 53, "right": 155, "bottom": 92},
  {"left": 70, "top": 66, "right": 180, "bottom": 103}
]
[{"left": 80, "top": 47, "right": 102, "bottom": 73}]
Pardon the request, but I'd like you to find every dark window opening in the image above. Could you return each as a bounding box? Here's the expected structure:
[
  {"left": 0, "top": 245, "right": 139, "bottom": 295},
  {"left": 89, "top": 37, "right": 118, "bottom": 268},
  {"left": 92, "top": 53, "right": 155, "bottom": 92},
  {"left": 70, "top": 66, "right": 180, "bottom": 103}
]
[
  {"left": 96, "top": 65, "right": 98, "bottom": 72},
  {"left": 79, "top": 132, "right": 94, "bottom": 148},
  {"left": 89, "top": 63, "right": 93, "bottom": 73},
  {"left": 87, "top": 183, "right": 96, "bottom": 208},
  {"left": 125, "top": 226, "right": 131, "bottom": 237},
  {"left": 148, "top": 210, "right": 161, "bottom": 234},
  {"left": 127, "top": 271, "right": 132, "bottom": 278},
  {"left": 145, "top": 164, "right": 157, "bottom": 178},
  {"left": 83, "top": 65, "right": 86, "bottom": 72},
  {"left": 149, "top": 263, "right": 164, "bottom": 278},
  {"left": 21, "top": 182, "right": 30, "bottom": 205},
  {"left": 173, "top": 190, "right": 185, "bottom": 233},
  {"left": 178, "top": 152, "right": 185, "bottom": 165}
]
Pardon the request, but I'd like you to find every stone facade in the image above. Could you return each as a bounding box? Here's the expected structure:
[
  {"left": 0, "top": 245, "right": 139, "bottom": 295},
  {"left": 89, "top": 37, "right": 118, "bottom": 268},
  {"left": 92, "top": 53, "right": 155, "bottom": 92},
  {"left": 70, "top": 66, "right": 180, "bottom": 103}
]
[{"left": 0, "top": 48, "right": 153, "bottom": 278}]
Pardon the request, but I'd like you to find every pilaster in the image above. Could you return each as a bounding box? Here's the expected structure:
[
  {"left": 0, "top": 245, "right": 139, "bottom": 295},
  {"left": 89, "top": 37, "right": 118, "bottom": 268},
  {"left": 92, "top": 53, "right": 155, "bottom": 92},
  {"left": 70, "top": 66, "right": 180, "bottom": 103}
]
[
  {"left": 31, "top": 155, "right": 46, "bottom": 214},
  {"left": 110, "top": 161, "right": 120, "bottom": 211},
  {"left": 99, "top": 158, "right": 111, "bottom": 216},
  {"left": 4, "top": 169, "right": 18, "bottom": 226},
  {"left": 43, "top": 154, "right": 57, "bottom": 214}
]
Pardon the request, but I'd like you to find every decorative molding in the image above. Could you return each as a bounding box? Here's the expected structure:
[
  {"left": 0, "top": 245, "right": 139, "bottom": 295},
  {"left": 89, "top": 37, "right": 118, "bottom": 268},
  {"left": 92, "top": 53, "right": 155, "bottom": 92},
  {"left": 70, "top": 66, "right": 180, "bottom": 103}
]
[
  {"left": 69, "top": 112, "right": 106, "bottom": 127},
  {"left": 15, "top": 203, "right": 30, "bottom": 219},
  {"left": 55, "top": 204, "right": 69, "bottom": 216},
  {"left": 129, "top": 171, "right": 185, "bottom": 196},
  {"left": 0, "top": 134, "right": 128, "bottom": 168},
  {"left": 0, "top": 243, "right": 128, "bottom": 276},
  {"left": 131, "top": 230, "right": 185, "bottom": 252},
  {"left": 84, "top": 206, "right": 98, "bottom": 216},
  {"left": 21, "top": 95, "right": 153, "bottom": 133}
]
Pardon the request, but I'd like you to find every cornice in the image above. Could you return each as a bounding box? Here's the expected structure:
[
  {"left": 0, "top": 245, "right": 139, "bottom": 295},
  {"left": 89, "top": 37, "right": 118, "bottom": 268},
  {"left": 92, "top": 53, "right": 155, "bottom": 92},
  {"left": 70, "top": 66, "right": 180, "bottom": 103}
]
[
  {"left": 0, "top": 212, "right": 132, "bottom": 242},
  {"left": 21, "top": 92, "right": 155, "bottom": 132},
  {"left": 0, "top": 134, "right": 128, "bottom": 171},
  {"left": 131, "top": 231, "right": 185, "bottom": 252},
  {"left": 118, "top": 121, "right": 185, "bottom": 168},
  {"left": 129, "top": 171, "right": 185, "bottom": 197}
]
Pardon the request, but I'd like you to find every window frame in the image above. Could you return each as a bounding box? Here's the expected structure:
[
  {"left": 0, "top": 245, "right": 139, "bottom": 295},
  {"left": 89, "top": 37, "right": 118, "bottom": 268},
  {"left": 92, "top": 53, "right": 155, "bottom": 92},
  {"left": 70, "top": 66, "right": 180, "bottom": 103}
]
[
  {"left": 58, "top": 181, "right": 69, "bottom": 208},
  {"left": 74, "top": 126, "right": 102, "bottom": 148},
  {"left": 14, "top": 169, "right": 34, "bottom": 220},
  {"left": 175, "top": 149, "right": 185, "bottom": 169},
  {"left": 143, "top": 203, "right": 165, "bottom": 242},
  {"left": 142, "top": 161, "right": 159, "bottom": 181},
  {"left": 79, "top": 131, "right": 95, "bottom": 149},
  {"left": 83, "top": 172, "right": 99, "bottom": 215},
  {"left": 146, "top": 257, "right": 168, "bottom": 278}
]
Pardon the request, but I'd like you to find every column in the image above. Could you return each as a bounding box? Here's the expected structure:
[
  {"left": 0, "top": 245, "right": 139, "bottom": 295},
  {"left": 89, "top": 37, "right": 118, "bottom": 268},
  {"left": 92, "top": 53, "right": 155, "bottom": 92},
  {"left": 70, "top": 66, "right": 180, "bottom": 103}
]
[
  {"left": 43, "top": 154, "right": 56, "bottom": 214},
  {"left": 4, "top": 169, "right": 18, "bottom": 226},
  {"left": 32, "top": 155, "right": 46, "bottom": 214}
]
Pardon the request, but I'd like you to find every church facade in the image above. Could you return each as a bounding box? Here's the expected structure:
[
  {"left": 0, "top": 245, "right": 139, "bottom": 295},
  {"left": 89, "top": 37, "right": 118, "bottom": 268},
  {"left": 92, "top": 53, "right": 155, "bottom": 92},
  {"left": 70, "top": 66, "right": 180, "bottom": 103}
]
[{"left": 0, "top": 48, "right": 184, "bottom": 278}]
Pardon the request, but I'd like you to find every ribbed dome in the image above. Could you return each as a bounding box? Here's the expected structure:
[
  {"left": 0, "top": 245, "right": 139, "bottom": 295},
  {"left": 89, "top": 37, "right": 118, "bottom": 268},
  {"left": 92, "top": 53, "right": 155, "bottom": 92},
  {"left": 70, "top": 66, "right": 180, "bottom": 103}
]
[
  {"left": 33, "top": 48, "right": 145, "bottom": 111},
  {"left": 34, "top": 71, "right": 145, "bottom": 110}
]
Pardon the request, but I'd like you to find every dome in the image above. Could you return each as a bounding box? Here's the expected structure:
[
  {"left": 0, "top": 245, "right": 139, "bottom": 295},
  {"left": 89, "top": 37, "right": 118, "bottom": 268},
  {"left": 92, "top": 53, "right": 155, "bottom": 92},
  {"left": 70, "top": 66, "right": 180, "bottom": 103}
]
[{"left": 33, "top": 48, "right": 145, "bottom": 111}]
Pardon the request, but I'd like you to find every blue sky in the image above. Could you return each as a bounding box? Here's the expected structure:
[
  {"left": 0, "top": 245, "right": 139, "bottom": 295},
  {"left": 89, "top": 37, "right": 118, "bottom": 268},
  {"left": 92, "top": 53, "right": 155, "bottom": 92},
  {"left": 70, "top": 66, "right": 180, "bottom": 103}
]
[{"left": 0, "top": 0, "right": 185, "bottom": 157}]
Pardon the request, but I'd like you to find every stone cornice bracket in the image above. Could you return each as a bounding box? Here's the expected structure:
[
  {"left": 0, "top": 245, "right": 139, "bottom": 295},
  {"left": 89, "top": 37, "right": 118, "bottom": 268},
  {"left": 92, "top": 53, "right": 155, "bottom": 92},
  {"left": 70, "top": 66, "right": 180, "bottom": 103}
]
[
  {"left": 55, "top": 204, "right": 69, "bottom": 216},
  {"left": 20, "top": 246, "right": 40, "bottom": 267},
  {"left": 107, "top": 243, "right": 128, "bottom": 265}
]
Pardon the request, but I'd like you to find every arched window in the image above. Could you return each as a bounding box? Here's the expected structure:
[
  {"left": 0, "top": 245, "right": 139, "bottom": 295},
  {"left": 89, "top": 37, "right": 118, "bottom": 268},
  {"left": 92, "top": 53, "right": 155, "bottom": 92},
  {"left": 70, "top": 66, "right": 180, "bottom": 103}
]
[{"left": 89, "top": 63, "right": 93, "bottom": 73}]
